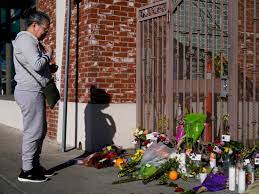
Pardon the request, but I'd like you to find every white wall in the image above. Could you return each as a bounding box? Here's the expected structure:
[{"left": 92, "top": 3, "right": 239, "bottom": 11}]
[
  {"left": 0, "top": 100, "right": 23, "bottom": 129},
  {"left": 54, "top": 0, "right": 137, "bottom": 150},
  {"left": 57, "top": 102, "right": 137, "bottom": 151}
]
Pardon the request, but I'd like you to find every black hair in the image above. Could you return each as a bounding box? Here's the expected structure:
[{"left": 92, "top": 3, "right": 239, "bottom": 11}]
[{"left": 22, "top": 8, "right": 50, "bottom": 28}]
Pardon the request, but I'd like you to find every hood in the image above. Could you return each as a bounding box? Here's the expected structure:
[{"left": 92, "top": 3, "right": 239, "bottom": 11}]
[{"left": 12, "top": 31, "right": 38, "bottom": 50}]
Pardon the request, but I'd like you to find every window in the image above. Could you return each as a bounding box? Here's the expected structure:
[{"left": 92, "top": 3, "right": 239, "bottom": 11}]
[{"left": 0, "top": 1, "right": 35, "bottom": 96}]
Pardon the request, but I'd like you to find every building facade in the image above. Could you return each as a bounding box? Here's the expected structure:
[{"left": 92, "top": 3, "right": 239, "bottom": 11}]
[{"left": 0, "top": 0, "right": 148, "bottom": 151}]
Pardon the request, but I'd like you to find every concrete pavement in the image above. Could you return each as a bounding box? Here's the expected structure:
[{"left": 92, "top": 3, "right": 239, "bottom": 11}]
[{"left": 0, "top": 123, "right": 237, "bottom": 194}]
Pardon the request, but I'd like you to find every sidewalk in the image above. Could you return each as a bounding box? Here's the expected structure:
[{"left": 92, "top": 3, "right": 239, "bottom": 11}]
[{"left": 0, "top": 123, "right": 236, "bottom": 194}]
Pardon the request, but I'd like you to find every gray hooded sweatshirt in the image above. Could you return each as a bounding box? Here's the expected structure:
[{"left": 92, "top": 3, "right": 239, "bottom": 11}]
[{"left": 12, "top": 31, "right": 52, "bottom": 92}]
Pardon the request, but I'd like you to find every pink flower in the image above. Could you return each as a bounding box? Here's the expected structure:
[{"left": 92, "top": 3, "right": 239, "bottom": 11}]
[
  {"left": 143, "top": 130, "right": 148, "bottom": 135},
  {"left": 220, "top": 141, "right": 225, "bottom": 146}
]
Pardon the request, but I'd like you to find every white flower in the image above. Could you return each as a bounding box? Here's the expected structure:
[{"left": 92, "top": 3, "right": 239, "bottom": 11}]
[
  {"left": 169, "top": 152, "right": 177, "bottom": 159},
  {"left": 132, "top": 140, "right": 137, "bottom": 144},
  {"left": 146, "top": 133, "right": 154, "bottom": 140},
  {"left": 133, "top": 128, "right": 140, "bottom": 136}
]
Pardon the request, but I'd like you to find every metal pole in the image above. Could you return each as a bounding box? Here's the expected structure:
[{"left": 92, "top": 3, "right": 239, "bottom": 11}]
[
  {"left": 62, "top": 0, "right": 72, "bottom": 152},
  {"left": 5, "top": 43, "right": 12, "bottom": 95},
  {"left": 136, "top": 8, "right": 141, "bottom": 128}
]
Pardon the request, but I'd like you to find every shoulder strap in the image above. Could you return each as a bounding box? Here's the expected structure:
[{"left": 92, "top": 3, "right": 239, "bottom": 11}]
[{"left": 14, "top": 55, "right": 44, "bottom": 88}]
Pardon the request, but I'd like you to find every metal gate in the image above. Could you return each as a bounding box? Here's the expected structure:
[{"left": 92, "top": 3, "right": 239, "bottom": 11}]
[{"left": 136, "top": 0, "right": 259, "bottom": 146}]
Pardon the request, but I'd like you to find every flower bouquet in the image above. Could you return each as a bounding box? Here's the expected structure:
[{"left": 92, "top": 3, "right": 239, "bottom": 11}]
[
  {"left": 77, "top": 145, "right": 125, "bottom": 169},
  {"left": 133, "top": 128, "right": 148, "bottom": 149}
]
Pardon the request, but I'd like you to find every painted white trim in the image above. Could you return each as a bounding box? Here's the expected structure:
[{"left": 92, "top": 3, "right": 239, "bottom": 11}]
[{"left": 55, "top": 0, "right": 66, "bottom": 90}]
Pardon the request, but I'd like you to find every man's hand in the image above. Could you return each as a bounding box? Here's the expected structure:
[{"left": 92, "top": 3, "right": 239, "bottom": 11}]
[{"left": 45, "top": 45, "right": 53, "bottom": 57}]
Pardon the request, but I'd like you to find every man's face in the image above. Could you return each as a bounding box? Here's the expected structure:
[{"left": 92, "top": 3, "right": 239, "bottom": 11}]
[{"left": 33, "top": 21, "right": 49, "bottom": 40}]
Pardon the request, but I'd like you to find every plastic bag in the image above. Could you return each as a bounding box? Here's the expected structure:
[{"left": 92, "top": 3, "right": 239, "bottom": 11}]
[{"left": 140, "top": 142, "right": 173, "bottom": 167}]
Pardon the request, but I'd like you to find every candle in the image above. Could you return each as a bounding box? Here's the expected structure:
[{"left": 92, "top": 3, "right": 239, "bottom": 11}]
[
  {"left": 251, "top": 172, "right": 255, "bottom": 184},
  {"left": 236, "top": 168, "right": 239, "bottom": 187},
  {"left": 180, "top": 153, "right": 186, "bottom": 164},
  {"left": 209, "top": 153, "right": 216, "bottom": 168},
  {"left": 238, "top": 169, "right": 246, "bottom": 194},
  {"left": 210, "top": 159, "right": 216, "bottom": 168},
  {"left": 229, "top": 167, "right": 235, "bottom": 191}
]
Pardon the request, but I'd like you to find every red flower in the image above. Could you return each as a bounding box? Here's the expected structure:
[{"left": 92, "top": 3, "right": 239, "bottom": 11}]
[
  {"left": 105, "top": 151, "right": 118, "bottom": 159},
  {"left": 143, "top": 140, "right": 149, "bottom": 146},
  {"left": 159, "top": 135, "right": 166, "bottom": 141},
  {"left": 214, "top": 138, "right": 220, "bottom": 145},
  {"left": 175, "top": 187, "right": 185, "bottom": 192},
  {"left": 207, "top": 145, "right": 213, "bottom": 153}
]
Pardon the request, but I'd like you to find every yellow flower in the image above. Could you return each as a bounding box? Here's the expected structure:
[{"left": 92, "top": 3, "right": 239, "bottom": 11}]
[
  {"left": 202, "top": 167, "right": 207, "bottom": 173},
  {"left": 106, "top": 146, "right": 112, "bottom": 151},
  {"left": 224, "top": 147, "right": 229, "bottom": 153},
  {"left": 131, "top": 149, "right": 144, "bottom": 160}
]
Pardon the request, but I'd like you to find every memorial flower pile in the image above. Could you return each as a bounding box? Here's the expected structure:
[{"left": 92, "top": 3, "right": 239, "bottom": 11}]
[{"left": 76, "top": 110, "right": 259, "bottom": 193}]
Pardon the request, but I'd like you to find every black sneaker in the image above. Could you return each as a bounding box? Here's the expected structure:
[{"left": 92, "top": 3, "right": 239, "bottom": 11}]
[
  {"left": 18, "top": 168, "right": 48, "bottom": 183},
  {"left": 37, "top": 165, "right": 55, "bottom": 177}
]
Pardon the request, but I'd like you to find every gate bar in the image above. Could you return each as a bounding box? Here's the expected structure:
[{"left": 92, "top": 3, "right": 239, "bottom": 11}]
[
  {"left": 197, "top": 0, "right": 201, "bottom": 112},
  {"left": 219, "top": 0, "right": 224, "bottom": 138},
  {"left": 242, "top": 0, "right": 247, "bottom": 144},
  {"left": 203, "top": 0, "right": 208, "bottom": 141},
  {"left": 136, "top": 9, "right": 141, "bottom": 128},
  {"left": 183, "top": 1, "right": 187, "bottom": 116},
  {"left": 252, "top": 0, "right": 257, "bottom": 144},
  {"left": 189, "top": 0, "right": 193, "bottom": 112},
  {"left": 176, "top": 3, "right": 180, "bottom": 125},
  {"left": 156, "top": 17, "right": 160, "bottom": 132},
  {"left": 211, "top": 0, "right": 216, "bottom": 141},
  {"left": 161, "top": 16, "right": 165, "bottom": 127},
  {"left": 151, "top": 18, "right": 155, "bottom": 131},
  {"left": 228, "top": 0, "right": 238, "bottom": 141}
]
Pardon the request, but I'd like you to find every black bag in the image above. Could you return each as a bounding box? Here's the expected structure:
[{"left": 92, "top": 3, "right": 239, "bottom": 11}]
[
  {"left": 42, "top": 80, "right": 60, "bottom": 109},
  {"left": 15, "top": 55, "right": 60, "bottom": 109}
]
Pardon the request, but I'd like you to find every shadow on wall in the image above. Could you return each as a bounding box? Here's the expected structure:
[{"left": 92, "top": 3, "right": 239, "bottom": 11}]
[{"left": 84, "top": 85, "right": 116, "bottom": 153}]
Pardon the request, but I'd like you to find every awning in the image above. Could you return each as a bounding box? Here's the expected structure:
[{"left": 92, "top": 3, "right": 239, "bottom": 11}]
[{"left": 0, "top": 0, "right": 35, "bottom": 8}]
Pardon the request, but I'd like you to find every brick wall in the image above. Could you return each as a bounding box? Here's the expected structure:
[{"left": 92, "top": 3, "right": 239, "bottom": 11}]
[
  {"left": 38, "top": 0, "right": 58, "bottom": 139},
  {"left": 61, "top": 0, "right": 148, "bottom": 104},
  {"left": 37, "top": 0, "right": 148, "bottom": 139},
  {"left": 238, "top": 0, "right": 259, "bottom": 89}
]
